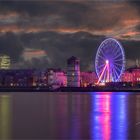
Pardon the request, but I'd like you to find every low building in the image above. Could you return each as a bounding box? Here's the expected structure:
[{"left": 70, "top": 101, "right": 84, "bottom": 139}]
[
  {"left": 80, "top": 72, "right": 98, "bottom": 87},
  {"left": 0, "top": 69, "right": 35, "bottom": 86},
  {"left": 121, "top": 67, "right": 140, "bottom": 83},
  {"left": 121, "top": 71, "right": 133, "bottom": 82},
  {"left": 47, "top": 69, "right": 67, "bottom": 87}
]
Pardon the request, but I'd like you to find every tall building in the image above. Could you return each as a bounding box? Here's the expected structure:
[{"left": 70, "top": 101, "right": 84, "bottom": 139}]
[
  {"left": 67, "top": 56, "right": 80, "bottom": 87},
  {"left": 0, "top": 55, "right": 10, "bottom": 69}
]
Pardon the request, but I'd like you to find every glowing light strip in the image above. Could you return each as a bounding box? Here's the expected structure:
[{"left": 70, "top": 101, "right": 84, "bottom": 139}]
[
  {"left": 107, "top": 63, "right": 109, "bottom": 82},
  {"left": 97, "top": 64, "right": 107, "bottom": 84}
]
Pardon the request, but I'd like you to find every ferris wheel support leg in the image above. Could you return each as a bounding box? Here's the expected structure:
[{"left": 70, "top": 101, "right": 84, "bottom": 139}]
[
  {"left": 107, "top": 63, "right": 110, "bottom": 82},
  {"left": 97, "top": 64, "right": 107, "bottom": 85}
]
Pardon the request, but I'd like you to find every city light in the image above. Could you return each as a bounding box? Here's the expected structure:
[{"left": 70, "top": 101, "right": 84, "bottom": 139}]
[{"left": 0, "top": 38, "right": 139, "bottom": 90}]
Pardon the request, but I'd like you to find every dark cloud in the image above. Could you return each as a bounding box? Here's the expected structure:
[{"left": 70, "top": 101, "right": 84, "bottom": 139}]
[
  {"left": 128, "top": 0, "right": 140, "bottom": 12},
  {"left": 19, "top": 31, "right": 105, "bottom": 70},
  {"left": 0, "top": 30, "right": 138, "bottom": 70},
  {"left": 121, "top": 39, "right": 140, "bottom": 59},
  {"left": 0, "top": 1, "right": 138, "bottom": 70},
  {"left": 135, "top": 24, "right": 140, "bottom": 31},
  {"left": 0, "top": 32, "right": 24, "bottom": 63},
  {"left": 0, "top": 1, "right": 88, "bottom": 17},
  {"left": 19, "top": 31, "right": 140, "bottom": 70},
  {"left": 0, "top": 1, "right": 138, "bottom": 33}
]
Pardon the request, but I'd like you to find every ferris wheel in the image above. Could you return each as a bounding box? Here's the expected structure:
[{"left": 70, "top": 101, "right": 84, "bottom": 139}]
[{"left": 95, "top": 38, "right": 125, "bottom": 84}]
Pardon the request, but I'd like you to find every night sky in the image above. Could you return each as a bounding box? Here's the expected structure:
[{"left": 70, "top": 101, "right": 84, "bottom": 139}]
[{"left": 0, "top": 0, "right": 140, "bottom": 71}]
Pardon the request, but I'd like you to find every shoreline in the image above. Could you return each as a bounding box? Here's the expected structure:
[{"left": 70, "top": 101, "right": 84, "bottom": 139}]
[{"left": 0, "top": 86, "right": 139, "bottom": 92}]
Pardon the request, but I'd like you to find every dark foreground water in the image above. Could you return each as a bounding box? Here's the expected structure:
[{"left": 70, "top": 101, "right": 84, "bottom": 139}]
[{"left": 0, "top": 92, "right": 140, "bottom": 140}]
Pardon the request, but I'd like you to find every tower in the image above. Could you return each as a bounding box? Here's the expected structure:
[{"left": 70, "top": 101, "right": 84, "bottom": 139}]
[
  {"left": 67, "top": 56, "right": 80, "bottom": 87},
  {"left": 136, "top": 59, "right": 139, "bottom": 67}
]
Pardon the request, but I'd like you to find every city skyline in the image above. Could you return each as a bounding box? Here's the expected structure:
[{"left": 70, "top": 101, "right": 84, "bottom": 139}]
[{"left": 0, "top": 0, "right": 139, "bottom": 71}]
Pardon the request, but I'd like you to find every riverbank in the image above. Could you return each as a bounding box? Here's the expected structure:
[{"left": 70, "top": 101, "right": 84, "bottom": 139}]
[{"left": 0, "top": 86, "right": 140, "bottom": 92}]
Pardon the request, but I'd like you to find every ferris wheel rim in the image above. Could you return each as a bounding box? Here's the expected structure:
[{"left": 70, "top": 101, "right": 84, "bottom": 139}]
[{"left": 95, "top": 38, "right": 125, "bottom": 82}]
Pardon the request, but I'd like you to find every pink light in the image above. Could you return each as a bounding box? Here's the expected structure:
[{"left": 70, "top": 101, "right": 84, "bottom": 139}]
[
  {"left": 97, "top": 64, "right": 107, "bottom": 84},
  {"left": 97, "top": 60, "right": 110, "bottom": 84},
  {"left": 107, "top": 62, "right": 110, "bottom": 82}
]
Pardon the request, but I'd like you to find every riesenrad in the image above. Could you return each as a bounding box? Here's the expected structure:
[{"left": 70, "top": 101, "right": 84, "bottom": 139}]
[{"left": 95, "top": 38, "right": 125, "bottom": 84}]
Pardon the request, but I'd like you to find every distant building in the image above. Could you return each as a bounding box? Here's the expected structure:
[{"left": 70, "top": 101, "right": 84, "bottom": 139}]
[
  {"left": 121, "top": 71, "right": 133, "bottom": 82},
  {"left": 0, "top": 55, "right": 10, "bottom": 69},
  {"left": 136, "top": 59, "right": 140, "bottom": 67},
  {"left": 80, "top": 72, "right": 98, "bottom": 87},
  {"left": 67, "top": 56, "right": 80, "bottom": 87},
  {"left": 33, "top": 70, "right": 48, "bottom": 86},
  {"left": 47, "top": 69, "right": 67, "bottom": 87},
  {"left": 0, "top": 69, "right": 35, "bottom": 86},
  {"left": 121, "top": 67, "right": 140, "bottom": 83}
]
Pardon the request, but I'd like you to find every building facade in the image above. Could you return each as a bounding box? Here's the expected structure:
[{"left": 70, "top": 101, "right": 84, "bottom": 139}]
[
  {"left": 121, "top": 67, "right": 140, "bottom": 83},
  {"left": 67, "top": 56, "right": 80, "bottom": 87},
  {"left": 80, "top": 72, "right": 98, "bottom": 87},
  {"left": 47, "top": 69, "right": 67, "bottom": 87}
]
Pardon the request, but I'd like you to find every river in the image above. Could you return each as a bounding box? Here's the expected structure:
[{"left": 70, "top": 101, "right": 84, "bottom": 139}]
[{"left": 0, "top": 92, "right": 139, "bottom": 140}]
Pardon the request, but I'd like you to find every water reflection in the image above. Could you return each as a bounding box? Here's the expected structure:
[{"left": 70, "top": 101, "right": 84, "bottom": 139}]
[
  {"left": 91, "top": 93, "right": 111, "bottom": 140},
  {"left": 111, "top": 93, "right": 127, "bottom": 140},
  {"left": 0, "top": 92, "right": 139, "bottom": 139},
  {"left": 91, "top": 92, "right": 127, "bottom": 140},
  {"left": 0, "top": 95, "right": 11, "bottom": 139}
]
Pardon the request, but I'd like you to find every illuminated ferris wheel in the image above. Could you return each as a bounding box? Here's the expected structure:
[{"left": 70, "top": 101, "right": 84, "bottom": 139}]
[{"left": 95, "top": 38, "right": 125, "bottom": 84}]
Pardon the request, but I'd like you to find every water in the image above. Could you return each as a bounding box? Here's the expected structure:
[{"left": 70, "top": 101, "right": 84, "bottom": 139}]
[{"left": 0, "top": 92, "right": 139, "bottom": 140}]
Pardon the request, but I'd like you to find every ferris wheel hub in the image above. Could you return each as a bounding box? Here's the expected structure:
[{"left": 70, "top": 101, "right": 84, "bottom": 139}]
[{"left": 106, "top": 60, "right": 109, "bottom": 64}]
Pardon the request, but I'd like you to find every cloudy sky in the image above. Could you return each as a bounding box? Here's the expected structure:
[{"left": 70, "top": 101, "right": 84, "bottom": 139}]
[{"left": 0, "top": 0, "right": 140, "bottom": 71}]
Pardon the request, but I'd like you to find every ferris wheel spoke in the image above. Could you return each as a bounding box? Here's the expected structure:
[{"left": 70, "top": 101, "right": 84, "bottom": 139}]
[
  {"left": 114, "top": 72, "right": 118, "bottom": 81},
  {"left": 111, "top": 68, "right": 116, "bottom": 82},
  {"left": 112, "top": 45, "right": 118, "bottom": 53},
  {"left": 114, "top": 58, "right": 123, "bottom": 62},
  {"left": 99, "top": 51, "right": 106, "bottom": 58},
  {"left": 114, "top": 65, "right": 121, "bottom": 74},
  {"left": 113, "top": 53, "right": 122, "bottom": 60},
  {"left": 114, "top": 62, "right": 123, "bottom": 67},
  {"left": 114, "top": 64, "right": 124, "bottom": 71},
  {"left": 112, "top": 45, "right": 119, "bottom": 53},
  {"left": 112, "top": 67, "right": 119, "bottom": 81},
  {"left": 98, "top": 63, "right": 105, "bottom": 69},
  {"left": 113, "top": 45, "right": 121, "bottom": 55},
  {"left": 114, "top": 68, "right": 120, "bottom": 80},
  {"left": 98, "top": 54, "right": 105, "bottom": 60},
  {"left": 114, "top": 50, "right": 121, "bottom": 58}
]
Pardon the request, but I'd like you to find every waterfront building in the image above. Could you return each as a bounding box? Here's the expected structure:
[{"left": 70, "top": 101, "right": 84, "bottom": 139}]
[
  {"left": 0, "top": 69, "right": 35, "bottom": 87},
  {"left": 121, "top": 71, "right": 133, "bottom": 82},
  {"left": 33, "top": 70, "right": 47, "bottom": 86},
  {"left": 67, "top": 56, "right": 80, "bottom": 87},
  {"left": 121, "top": 67, "right": 140, "bottom": 83},
  {"left": 47, "top": 69, "right": 67, "bottom": 87},
  {"left": 80, "top": 72, "right": 98, "bottom": 87}
]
